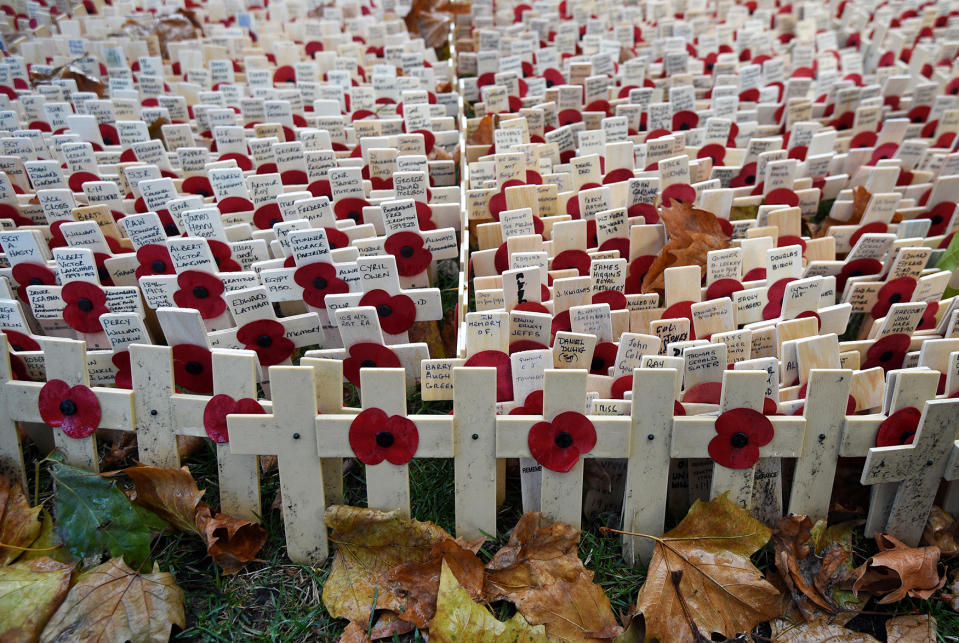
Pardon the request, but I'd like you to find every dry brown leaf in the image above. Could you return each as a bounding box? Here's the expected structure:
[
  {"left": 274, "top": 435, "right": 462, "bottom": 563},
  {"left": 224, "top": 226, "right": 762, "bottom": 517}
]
[
  {"left": 0, "top": 557, "right": 74, "bottom": 642},
  {"left": 39, "top": 557, "right": 184, "bottom": 643},
  {"left": 120, "top": 464, "right": 205, "bottom": 533},
  {"left": 642, "top": 200, "right": 731, "bottom": 293},
  {"left": 322, "top": 505, "right": 453, "bottom": 624},
  {"left": 634, "top": 493, "right": 780, "bottom": 643},
  {"left": 817, "top": 186, "right": 871, "bottom": 238},
  {"left": 923, "top": 506, "right": 959, "bottom": 556},
  {"left": 195, "top": 505, "right": 267, "bottom": 575},
  {"left": 469, "top": 115, "right": 495, "bottom": 146},
  {"left": 852, "top": 533, "right": 946, "bottom": 603},
  {"left": 0, "top": 477, "right": 42, "bottom": 566},
  {"left": 885, "top": 614, "right": 937, "bottom": 642},
  {"left": 773, "top": 515, "right": 858, "bottom": 619},
  {"left": 769, "top": 613, "right": 879, "bottom": 642},
  {"left": 388, "top": 538, "right": 485, "bottom": 628},
  {"left": 485, "top": 512, "right": 622, "bottom": 641},
  {"left": 336, "top": 622, "right": 372, "bottom": 643}
]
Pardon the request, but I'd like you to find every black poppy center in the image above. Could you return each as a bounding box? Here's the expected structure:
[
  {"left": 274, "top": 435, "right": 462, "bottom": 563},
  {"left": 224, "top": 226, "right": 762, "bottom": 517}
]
[
  {"left": 185, "top": 361, "right": 204, "bottom": 375},
  {"left": 377, "top": 304, "right": 392, "bottom": 317},
  {"left": 98, "top": 267, "right": 110, "bottom": 281},
  {"left": 849, "top": 270, "right": 864, "bottom": 278},
  {"left": 400, "top": 245, "right": 414, "bottom": 258},
  {"left": 745, "top": 174, "right": 755, "bottom": 185},
  {"left": 375, "top": 430, "right": 395, "bottom": 448},
  {"left": 256, "top": 334, "right": 273, "bottom": 348},
  {"left": 590, "top": 356, "right": 605, "bottom": 372},
  {"left": 197, "top": 189, "right": 211, "bottom": 197},
  {"left": 347, "top": 211, "right": 360, "bottom": 222},
  {"left": 11, "top": 344, "right": 23, "bottom": 351},
  {"left": 313, "top": 277, "right": 328, "bottom": 290},
  {"left": 554, "top": 431, "right": 573, "bottom": 449},
  {"left": 932, "top": 214, "right": 944, "bottom": 225},
  {"left": 360, "top": 359, "right": 376, "bottom": 368},
  {"left": 730, "top": 432, "right": 749, "bottom": 448},
  {"left": 545, "top": 79, "right": 555, "bottom": 88},
  {"left": 269, "top": 217, "right": 281, "bottom": 227},
  {"left": 193, "top": 286, "right": 209, "bottom": 299},
  {"left": 913, "top": 116, "right": 924, "bottom": 124},
  {"left": 214, "top": 256, "right": 222, "bottom": 267},
  {"left": 164, "top": 223, "right": 179, "bottom": 236},
  {"left": 151, "top": 260, "right": 167, "bottom": 273},
  {"left": 28, "top": 277, "right": 43, "bottom": 285},
  {"left": 888, "top": 292, "right": 903, "bottom": 304},
  {"left": 880, "top": 350, "right": 895, "bottom": 362},
  {"left": 679, "top": 122, "right": 690, "bottom": 130},
  {"left": 59, "top": 399, "right": 77, "bottom": 416},
  {"left": 900, "top": 430, "right": 916, "bottom": 444},
  {"left": 77, "top": 298, "right": 93, "bottom": 312}
]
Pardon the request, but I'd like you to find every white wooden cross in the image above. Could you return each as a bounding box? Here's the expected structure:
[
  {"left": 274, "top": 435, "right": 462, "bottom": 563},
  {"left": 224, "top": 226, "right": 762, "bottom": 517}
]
[
  {"left": 860, "top": 398, "right": 959, "bottom": 546},
  {"left": 130, "top": 343, "right": 270, "bottom": 520},
  {"left": 670, "top": 369, "right": 806, "bottom": 516},
  {"left": 0, "top": 335, "right": 134, "bottom": 478}
]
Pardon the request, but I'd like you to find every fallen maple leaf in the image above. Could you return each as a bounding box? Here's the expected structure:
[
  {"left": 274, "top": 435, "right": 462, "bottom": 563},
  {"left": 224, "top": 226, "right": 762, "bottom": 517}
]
[
  {"left": 852, "top": 533, "right": 946, "bottom": 603},
  {"left": 634, "top": 493, "right": 780, "bottom": 642},
  {"left": 0, "top": 476, "right": 42, "bottom": 566},
  {"left": 195, "top": 504, "right": 267, "bottom": 575},
  {"left": 773, "top": 515, "right": 859, "bottom": 620},
  {"left": 336, "top": 622, "right": 372, "bottom": 643},
  {"left": 468, "top": 115, "right": 494, "bottom": 146},
  {"left": 0, "top": 557, "right": 74, "bottom": 642},
  {"left": 387, "top": 538, "right": 485, "bottom": 628},
  {"left": 886, "top": 614, "right": 937, "bottom": 642},
  {"left": 923, "top": 506, "right": 958, "bottom": 556},
  {"left": 322, "top": 505, "right": 452, "bottom": 624},
  {"left": 642, "top": 200, "right": 731, "bottom": 293},
  {"left": 120, "top": 465, "right": 206, "bottom": 533},
  {"left": 769, "top": 612, "right": 879, "bottom": 642},
  {"left": 485, "top": 512, "right": 622, "bottom": 641},
  {"left": 39, "top": 557, "right": 184, "bottom": 643}
]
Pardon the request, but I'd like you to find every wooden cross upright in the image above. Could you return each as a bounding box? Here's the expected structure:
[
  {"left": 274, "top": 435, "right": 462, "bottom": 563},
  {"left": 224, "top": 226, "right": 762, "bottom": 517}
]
[
  {"left": 0, "top": 335, "right": 134, "bottom": 478},
  {"left": 670, "top": 369, "right": 805, "bottom": 514},
  {"left": 130, "top": 343, "right": 269, "bottom": 520},
  {"left": 496, "top": 368, "right": 632, "bottom": 529},
  {"left": 860, "top": 397, "right": 959, "bottom": 546}
]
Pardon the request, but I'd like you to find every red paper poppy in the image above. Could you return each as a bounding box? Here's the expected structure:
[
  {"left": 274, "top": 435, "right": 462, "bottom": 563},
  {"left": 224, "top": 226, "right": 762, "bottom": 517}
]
[
  {"left": 236, "top": 319, "right": 294, "bottom": 366},
  {"left": 384, "top": 231, "right": 433, "bottom": 276},
  {"left": 683, "top": 381, "right": 722, "bottom": 404},
  {"left": 598, "top": 237, "right": 629, "bottom": 259},
  {"left": 509, "top": 340, "right": 549, "bottom": 354},
  {"left": 672, "top": 110, "right": 699, "bottom": 131},
  {"left": 464, "top": 349, "right": 513, "bottom": 402},
  {"left": 68, "top": 171, "right": 100, "bottom": 193},
  {"left": 871, "top": 276, "right": 917, "bottom": 320},
  {"left": 730, "top": 162, "right": 758, "bottom": 187},
  {"left": 662, "top": 300, "right": 696, "bottom": 339},
  {"left": 62, "top": 281, "right": 109, "bottom": 333},
  {"left": 360, "top": 289, "right": 416, "bottom": 335},
  {"left": 308, "top": 180, "right": 333, "bottom": 200},
  {"left": 918, "top": 301, "right": 939, "bottom": 330},
  {"left": 602, "top": 168, "right": 634, "bottom": 185},
  {"left": 203, "top": 394, "right": 265, "bottom": 443},
  {"left": 11, "top": 262, "right": 56, "bottom": 302},
  {"left": 558, "top": 109, "right": 583, "bottom": 126},
  {"left": 293, "top": 257, "right": 347, "bottom": 306},
  {"left": 528, "top": 411, "right": 596, "bottom": 473},
  {"left": 253, "top": 202, "right": 284, "bottom": 229},
  {"left": 334, "top": 197, "right": 370, "bottom": 224},
  {"left": 923, "top": 201, "right": 956, "bottom": 236},
  {"left": 182, "top": 176, "right": 214, "bottom": 197},
  {"left": 706, "top": 278, "right": 744, "bottom": 300},
  {"left": 625, "top": 255, "right": 655, "bottom": 294},
  {"left": 849, "top": 221, "right": 888, "bottom": 249},
  {"left": 174, "top": 271, "right": 227, "bottom": 319},
  {"left": 765, "top": 188, "right": 799, "bottom": 207},
  {"left": 2, "top": 329, "right": 39, "bottom": 353},
  {"left": 134, "top": 244, "right": 175, "bottom": 278},
  {"left": 510, "top": 389, "right": 544, "bottom": 415},
  {"left": 698, "top": 143, "right": 726, "bottom": 165},
  {"left": 863, "top": 333, "right": 911, "bottom": 372},
  {"left": 627, "top": 202, "right": 659, "bottom": 224},
  {"left": 590, "top": 341, "right": 617, "bottom": 375},
  {"left": 550, "top": 310, "right": 572, "bottom": 338},
  {"left": 0, "top": 202, "right": 34, "bottom": 227},
  {"left": 199, "top": 241, "right": 237, "bottom": 274},
  {"left": 662, "top": 183, "right": 696, "bottom": 206},
  {"left": 592, "top": 290, "right": 627, "bottom": 310},
  {"left": 38, "top": 379, "right": 101, "bottom": 439},
  {"left": 707, "top": 407, "right": 774, "bottom": 469},
  {"left": 610, "top": 375, "right": 633, "bottom": 399},
  {"left": 343, "top": 342, "right": 402, "bottom": 387},
  {"left": 762, "top": 277, "right": 797, "bottom": 320},
  {"left": 837, "top": 258, "right": 883, "bottom": 293},
  {"left": 171, "top": 344, "right": 214, "bottom": 393},
  {"left": 111, "top": 350, "right": 132, "bottom": 389},
  {"left": 217, "top": 196, "right": 255, "bottom": 213},
  {"left": 552, "top": 249, "right": 591, "bottom": 275},
  {"left": 874, "top": 406, "right": 921, "bottom": 447},
  {"left": 348, "top": 407, "right": 419, "bottom": 465}
]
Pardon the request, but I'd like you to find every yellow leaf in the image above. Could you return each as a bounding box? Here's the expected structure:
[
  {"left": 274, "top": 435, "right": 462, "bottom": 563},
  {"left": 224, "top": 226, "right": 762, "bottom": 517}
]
[
  {"left": 20, "top": 511, "right": 73, "bottom": 565},
  {"left": 431, "top": 561, "right": 550, "bottom": 643},
  {"left": 40, "top": 557, "right": 185, "bottom": 643},
  {"left": 635, "top": 493, "right": 780, "bottom": 642},
  {"left": 321, "top": 505, "right": 452, "bottom": 624},
  {"left": 0, "top": 557, "right": 73, "bottom": 642},
  {"left": 0, "top": 477, "right": 42, "bottom": 566}
]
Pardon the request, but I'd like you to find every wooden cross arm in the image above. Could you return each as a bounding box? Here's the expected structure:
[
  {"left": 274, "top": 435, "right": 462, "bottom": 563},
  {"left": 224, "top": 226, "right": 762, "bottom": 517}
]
[
  {"left": 171, "top": 394, "right": 274, "bottom": 439},
  {"left": 839, "top": 416, "right": 883, "bottom": 457},
  {"left": 5, "top": 381, "right": 135, "bottom": 431},
  {"left": 494, "top": 416, "right": 630, "bottom": 459},
  {"left": 670, "top": 416, "right": 806, "bottom": 459},
  {"left": 315, "top": 415, "right": 454, "bottom": 458},
  {"left": 228, "top": 413, "right": 290, "bottom": 457},
  {"left": 861, "top": 399, "right": 959, "bottom": 485}
]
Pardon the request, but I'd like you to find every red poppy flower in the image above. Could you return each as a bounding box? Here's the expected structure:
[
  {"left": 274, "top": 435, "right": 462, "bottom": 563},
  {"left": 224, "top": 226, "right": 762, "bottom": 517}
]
[
  {"left": 384, "top": 231, "right": 433, "bottom": 277},
  {"left": 592, "top": 290, "right": 627, "bottom": 310},
  {"left": 662, "top": 183, "right": 696, "bottom": 205},
  {"left": 871, "top": 276, "right": 917, "bottom": 320},
  {"left": 206, "top": 240, "right": 241, "bottom": 273},
  {"left": 236, "top": 319, "right": 294, "bottom": 366},
  {"left": 171, "top": 344, "right": 214, "bottom": 393},
  {"left": 253, "top": 202, "right": 284, "bottom": 229},
  {"left": 348, "top": 407, "right": 419, "bottom": 465},
  {"left": 707, "top": 408, "right": 774, "bottom": 469},
  {"left": 360, "top": 289, "right": 416, "bottom": 335},
  {"left": 762, "top": 278, "right": 797, "bottom": 320},
  {"left": 602, "top": 168, "right": 634, "bottom": 185},
  {"left": 112, "top": 350, "right": 132, "bottom": 389},
  {"left": 550, "top": 310, "right": 571, "bottom": 338},
  {"left": 765, "top": 188, "right": 799, "bottom": 208},
  {"left": 334, "top": 197, "right": 370, "bottom": 224},
  {"left": 173, "top": 271, "right": 227, "bottom": 319},
  {"left": 923, "top": 201, "right": 956, "bottom": 236},
  {"left": 552, "top": 249, "right": 591, "bottom": 275},
  {"left": 590, "top": 341, "right": 617, "bottom": 375},
  {"left": 134, "top": 244, "right": 175, "bottom": 278},
  {"left": 558, "top": 109, "right": 583, "bottom": 126},
  {"left": 464, "top": 349, "right": 513, "bottom": 402},
  {"left": 698, "top": 143, "right": 726, "bottom": 165},
  {"left": 515, "top": 301, "right": 550, "bottom": 315},
  {"left": 62, "top": 281, "right": 109, "bottom": 333},
  {"left": 510, "top": 389, "right": 544, "bottom": 415},
  {"left": 203, "top": 394, "right": 265, "bottom": 443},
  {"left": 625, "top": 255, "right": 655, "bottom": 294},
  {"left": 706, "top": 278, "right": 744, "bottom": 300},
  {"left": 627, "top": 202, "right": 659, "bottom": 224},
  {"left": 11, "top": 262, "right": 57, "bottom": 302},
  {"left": 672, "top": 110, "right": 699, "bottom": 131},
  {"left": 308, "top": 179, "right": 333, "bottom": 199},
  {"left": 662, "top": 300, "right": 697, "bottom": 339},
  {"left": 863, "top": 333, "right": 911, "bottom": 372},
  {"left": 182, "top": 176, "right": 214, "bottom": 197},
  {"left": 294, "top": 262, "right": 348, "bottom": 308},
  {"left": 509, "top": 340, "right": 548, "bottom": 354},
  {"left": 849, "top": 221, "right": 888, "bottom": 249},
  {"left": 830, "top": 111, "right": 855, "bottom": 130},
  {"left": 528, "top": 411, "right": 596, "bottom": 473},
  {"left": 610, "top": 374, "right": 633, "bottom": 399},
  {"left": 343, "top": 342, "right": 402, "bottom": 387},
  {"left": 2, "top": 329, "right": 39, "bottom": 353},
  {"left": 683, "top": 381, "right": 722, "bottom": 404},
  {"left": 875, "top": 406, "right": 921, "bottom": 447},
  {"left": 730, "top": 162, "right": 758, "bottom": 187},
  {"left": 918, "top": 301, "right": 939, "bottom": 330},
  {"left": 837, "top": 258, "right": 883, "bottom": 293},
  {"left": 38, "top": 379, "right": 101, "bottom": 439},
  {"left": 598, "top": 237, "right": 629, "bottom": 259}
]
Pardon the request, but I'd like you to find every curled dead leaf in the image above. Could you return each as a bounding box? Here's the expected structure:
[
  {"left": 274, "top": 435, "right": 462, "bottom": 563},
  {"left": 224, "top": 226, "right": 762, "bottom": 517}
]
[
  {"left": 119, "top": 464, "right": 205, "bottom": 533},
  {"left": 0, "top": 477, "right": 42, "bottom": 566},
  {"left": 852, "top": 533, "right": 946, "bottom": 603},
  {"left": 195, "top": 505, "right": 267, "bottom": 575},
  {"left": 468, "top": 115, "right": 495, "bottom": 146},
  {"left": 642, "top": 200, "right": 731, "bottom": 293},
  {"left": 923, "top": 506, "right": 958, "bottom": 556},
  {"left": 817, "top": 186, "right": 871, "bottom": 238}
]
